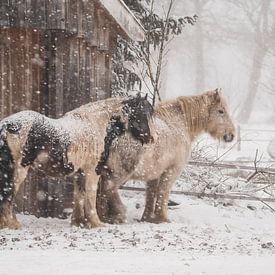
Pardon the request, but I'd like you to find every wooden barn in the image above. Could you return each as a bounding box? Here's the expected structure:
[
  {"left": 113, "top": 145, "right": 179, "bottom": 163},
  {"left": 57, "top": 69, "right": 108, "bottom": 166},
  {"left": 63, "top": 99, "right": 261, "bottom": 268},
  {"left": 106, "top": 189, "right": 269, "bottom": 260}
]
[{"left": 0, "top": 0, "right": 144, "bottom": 217}]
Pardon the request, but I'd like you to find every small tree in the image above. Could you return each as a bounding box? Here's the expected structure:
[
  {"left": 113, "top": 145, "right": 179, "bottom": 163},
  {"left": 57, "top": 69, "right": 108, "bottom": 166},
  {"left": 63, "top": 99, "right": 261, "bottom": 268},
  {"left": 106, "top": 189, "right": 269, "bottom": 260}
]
[{"left": 112, "top": 0, "right": 198, "bottom": 105}]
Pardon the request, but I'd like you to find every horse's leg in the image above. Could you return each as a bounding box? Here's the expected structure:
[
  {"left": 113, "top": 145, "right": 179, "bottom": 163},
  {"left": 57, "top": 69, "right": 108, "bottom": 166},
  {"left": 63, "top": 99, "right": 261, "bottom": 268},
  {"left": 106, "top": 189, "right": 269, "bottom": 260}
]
[
  {"left": 96, "top": 177, "right": 110, "bottom": 223},
  {"left": 0, "top": 163, "right": 29, "bottom": 229},
  {"left": 71, "top": 170, "right": 86, "bottom": 227},
  {"left": 97, "top": 177, "right": 127, "bottom": 224},
  {"left": 82, "top": 171, "right": 103, "bottom": 228},
  {"left": 0, "top": 200, "right": 19, "bottom": 229},
  {"left": 106, "top": 186, "right": 126, "bottom": 224},
  {"left": 153, "top": 168, "right": 180, "bottom": 223},
  {"left": 140, "top": 179, "right": 159, "bottom": 222}
]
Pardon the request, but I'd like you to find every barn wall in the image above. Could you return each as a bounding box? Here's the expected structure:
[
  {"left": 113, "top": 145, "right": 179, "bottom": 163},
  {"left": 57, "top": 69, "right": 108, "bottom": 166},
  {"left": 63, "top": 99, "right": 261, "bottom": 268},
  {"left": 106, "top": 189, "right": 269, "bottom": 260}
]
[
  {"left": 0, "top": 1, "right": 112, "bottom": 48},
  {"left": 43, "top": 31, "right": 112, "bottom": 118},
  {"left": 0, "top": 1, "right": 119, "bottom": 218},
  {"left": 0, "top": 28, "right": 44, "bottom": 119}
]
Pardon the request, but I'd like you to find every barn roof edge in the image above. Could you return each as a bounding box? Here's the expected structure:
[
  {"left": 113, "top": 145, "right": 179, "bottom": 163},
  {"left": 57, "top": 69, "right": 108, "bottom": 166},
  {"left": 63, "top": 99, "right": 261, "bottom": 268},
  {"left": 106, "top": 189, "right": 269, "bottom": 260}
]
[{"left": 98, "top": 0, "right": 145, "bottom": 42}]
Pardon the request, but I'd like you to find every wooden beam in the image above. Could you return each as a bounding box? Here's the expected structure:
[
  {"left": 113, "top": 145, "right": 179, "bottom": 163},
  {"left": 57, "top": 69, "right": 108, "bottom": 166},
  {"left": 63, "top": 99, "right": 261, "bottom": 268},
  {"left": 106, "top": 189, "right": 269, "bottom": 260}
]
[{"left": 99, "top": 0, "right": 145, "bottom": 41}]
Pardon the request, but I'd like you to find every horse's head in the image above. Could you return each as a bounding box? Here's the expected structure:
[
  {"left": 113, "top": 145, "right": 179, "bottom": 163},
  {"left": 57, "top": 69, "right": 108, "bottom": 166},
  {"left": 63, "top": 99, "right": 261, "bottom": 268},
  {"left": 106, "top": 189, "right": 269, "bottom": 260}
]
[
  {"left": 206, "top": 89, "right": 235, "bottom": 142},
  {"left": 123, "top": 93, "right": 154, "bottom": 144}
]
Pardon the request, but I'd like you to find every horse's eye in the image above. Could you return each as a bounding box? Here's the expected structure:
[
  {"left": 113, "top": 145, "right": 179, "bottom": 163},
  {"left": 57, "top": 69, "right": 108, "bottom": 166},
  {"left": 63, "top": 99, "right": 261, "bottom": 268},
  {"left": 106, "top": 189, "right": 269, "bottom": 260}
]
[{"left": 218, "top": 109, "right": 224, "bottom": 114}]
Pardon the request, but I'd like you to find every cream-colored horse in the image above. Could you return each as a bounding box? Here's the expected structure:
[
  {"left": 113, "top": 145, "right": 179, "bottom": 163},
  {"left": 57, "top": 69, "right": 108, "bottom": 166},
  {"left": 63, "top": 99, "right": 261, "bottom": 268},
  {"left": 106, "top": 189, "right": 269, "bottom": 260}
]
[
  {"left": 97, "top": 89, "right": 235, "bottom": 224},
  {"left": 0, "top": 95, "right": 153, "bottom": 229}
]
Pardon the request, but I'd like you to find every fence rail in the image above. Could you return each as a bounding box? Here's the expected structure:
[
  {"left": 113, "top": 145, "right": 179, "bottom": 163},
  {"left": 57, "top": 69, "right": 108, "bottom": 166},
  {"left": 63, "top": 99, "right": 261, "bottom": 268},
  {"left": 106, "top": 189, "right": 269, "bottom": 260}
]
[
  {"left": 120, "top": 159, "right": 275, "bottom": 204},
  {"left": 187, "top": 160, "right": 275, "bottom": 173},
  {"left": 120, "top": 186, "right": 275, "bottom": 203}
]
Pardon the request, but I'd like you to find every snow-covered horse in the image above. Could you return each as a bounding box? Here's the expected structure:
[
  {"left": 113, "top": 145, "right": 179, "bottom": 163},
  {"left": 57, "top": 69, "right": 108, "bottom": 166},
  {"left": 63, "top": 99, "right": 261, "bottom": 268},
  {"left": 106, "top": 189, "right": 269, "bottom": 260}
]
[
  {"left": 96, "top": 89, "right": 235, "bottom": 224},
  {"left": 0, "top": 94, "right": 153, "bottom": 229}
]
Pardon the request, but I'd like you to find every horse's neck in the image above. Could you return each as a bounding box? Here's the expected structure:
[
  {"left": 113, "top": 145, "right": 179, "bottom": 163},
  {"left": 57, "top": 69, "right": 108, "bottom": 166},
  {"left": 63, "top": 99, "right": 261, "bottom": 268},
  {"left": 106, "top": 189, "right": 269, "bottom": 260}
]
[
  {"left": 155, "top": 96, "right": 209, "bottom": 142},
  {"left": 179, "top": 96, "right": 209, "bottom": 141}
]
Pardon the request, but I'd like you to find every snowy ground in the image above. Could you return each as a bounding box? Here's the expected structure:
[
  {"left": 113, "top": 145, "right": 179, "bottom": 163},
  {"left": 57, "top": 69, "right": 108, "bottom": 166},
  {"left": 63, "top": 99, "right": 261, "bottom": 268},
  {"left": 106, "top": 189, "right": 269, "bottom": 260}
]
[
  {"left": 1, "top": 122, "right": 275, "bottom": 274},
  {"left": 1, "top": 190, "right": 275, "bottom": 275}
]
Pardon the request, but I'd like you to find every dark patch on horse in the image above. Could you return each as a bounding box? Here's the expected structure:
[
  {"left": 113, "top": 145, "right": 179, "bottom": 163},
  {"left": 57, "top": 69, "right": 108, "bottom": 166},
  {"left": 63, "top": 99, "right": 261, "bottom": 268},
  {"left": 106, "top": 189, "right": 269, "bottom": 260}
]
[
  {"left": 5, "top": 121, "right": 22, "bottom": 134},
  {"left": 21, "top": 117, "right": 74, "bottom": 177},
  {"left": 95, "top": 115, "right": 126, "bottom": 177},
  {"left": 0, "top": 125, "right": 15, "bottom": 208},
  {"left": 96, "top": 93, "right": 154, "bottom": 177},
  {"left": 122, "top": 93, "right": 154, "bottom": 144}
]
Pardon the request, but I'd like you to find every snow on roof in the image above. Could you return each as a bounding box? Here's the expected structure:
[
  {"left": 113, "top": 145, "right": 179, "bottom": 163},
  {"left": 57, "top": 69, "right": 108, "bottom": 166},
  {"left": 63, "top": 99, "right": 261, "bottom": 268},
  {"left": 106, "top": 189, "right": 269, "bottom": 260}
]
[{"left": 99, "top": 0, "right": 145, "bottom": 41}]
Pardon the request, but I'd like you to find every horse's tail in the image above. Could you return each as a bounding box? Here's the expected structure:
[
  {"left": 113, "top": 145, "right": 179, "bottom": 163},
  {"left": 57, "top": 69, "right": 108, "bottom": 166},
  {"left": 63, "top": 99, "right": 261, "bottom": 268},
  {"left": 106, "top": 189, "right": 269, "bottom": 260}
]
[{"left": 0, "top": 121, "right": 22, "bottom": 205}]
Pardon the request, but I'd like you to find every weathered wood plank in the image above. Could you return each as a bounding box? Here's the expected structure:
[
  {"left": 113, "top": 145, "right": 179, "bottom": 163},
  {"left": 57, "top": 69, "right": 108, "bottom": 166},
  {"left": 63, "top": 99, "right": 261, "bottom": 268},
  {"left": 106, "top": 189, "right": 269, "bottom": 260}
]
[
  {"left": 54, "top": 33, "right": 65, "bottom": 117},
  {"left": 0, "top": 43, "right": 6, "bottom": 118},
  {"left": 0, "top": 28, "right": 44, "bottom": 118},
  {"left": 0, "top": 1, "right": 9, "bottom": 26},
  {"left": 30, "top": 30, "right": 44, "bottom": 112},
  {"left": 7, "top": 0, "right": 19, "bottom": 27},
  {"left": 61, "top": 34, "right": 71, "bottom": 114},
  {"left": 79, "top": 40, "right": 88, "bottom": 106},
  {"left": 6, "top": 29, "right": 12, "bottom": 116},
  {"left": 95, "top": 52, "right": 106, "bottom": 100},
  {"left": 96, "top": 8, "right": 109, "bottom": 51},
  {"left": 29, "top": 0, "right": 47, "bottom": 29},
  {"left": 90, "top": 49, "right": 97, "bottom": 101},
  {"left": 82, "top": 0, "right": 96, "bottom": 45},
  {"left": 46, "top": 0, "right": 66, "bottom": 30},
  {"left": 105, "top": 52, "right": 112, "bottom": 98},
  {"left": 45, "top": 31, "right": 58, "bottom": 117},
  {"left": 66, "top": 0, "right": 78, "bottom": 34},
  {"left": 12, "top": 29, "right": 23, "bottom": 113}
]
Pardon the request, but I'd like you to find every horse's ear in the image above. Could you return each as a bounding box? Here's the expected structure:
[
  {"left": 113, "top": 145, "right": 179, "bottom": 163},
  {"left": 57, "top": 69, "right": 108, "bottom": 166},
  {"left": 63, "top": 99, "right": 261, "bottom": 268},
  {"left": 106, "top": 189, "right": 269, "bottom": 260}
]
[
  {"left": 144, "top": 94, "right": 148, "bottom": 100},
  {"left": 136, "top": 92, "right": 141, "bottom": 98},
  {"left": 214, "top": 88, "right": 221, "bottom": 103}
]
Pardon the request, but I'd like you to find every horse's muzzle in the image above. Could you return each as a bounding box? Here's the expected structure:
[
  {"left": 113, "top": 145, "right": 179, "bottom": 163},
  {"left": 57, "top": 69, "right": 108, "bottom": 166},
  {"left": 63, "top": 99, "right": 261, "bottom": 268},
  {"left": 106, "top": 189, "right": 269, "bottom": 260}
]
[{"left": 223, "top": 133, "right": 234, "bottom": 142}]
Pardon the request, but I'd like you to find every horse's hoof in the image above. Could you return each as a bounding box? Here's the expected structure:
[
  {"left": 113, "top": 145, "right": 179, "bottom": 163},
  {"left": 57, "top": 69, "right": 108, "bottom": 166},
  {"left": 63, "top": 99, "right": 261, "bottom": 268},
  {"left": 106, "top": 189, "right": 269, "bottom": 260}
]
[
  {"left": 71, "top": 218, "right": 104, "bottom": 229},
  {"left": 71, "top": 219, "right": 83, "bottom": 228},
  {"left": 82, "top": 220, "right": 105, "bottom": 229},
  {"left": 153, "top": 217, "right": 171, "bottom": 224},
  {"left": 140, "top": 215, "right": 170, "bottom": 224},
  {"left": 0, "top": 218, "right": 21, "bottom": 230},
  {"left": 109, "top": 214, "right": 127, "bottom": 224},
  {"left": 139, "top": 215, "right": 155, "bottom": 223}
]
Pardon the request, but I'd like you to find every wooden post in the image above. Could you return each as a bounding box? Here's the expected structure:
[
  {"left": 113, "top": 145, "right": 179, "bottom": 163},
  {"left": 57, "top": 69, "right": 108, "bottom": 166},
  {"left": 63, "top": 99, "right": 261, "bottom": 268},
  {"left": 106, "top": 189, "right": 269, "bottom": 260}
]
[{"left": 237, "top": 125, "right": 241, "bottom": 151}]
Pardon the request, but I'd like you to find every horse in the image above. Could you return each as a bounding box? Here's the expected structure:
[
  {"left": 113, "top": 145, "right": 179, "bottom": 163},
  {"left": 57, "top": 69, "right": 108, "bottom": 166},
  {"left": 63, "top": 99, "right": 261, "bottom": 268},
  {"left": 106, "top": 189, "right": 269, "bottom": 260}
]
[
  {"left": 96, "top": 89, "right": 235, "bottom": 224},
  {"left": 0, "top": 93, "right": 153, "bottom": 229}
]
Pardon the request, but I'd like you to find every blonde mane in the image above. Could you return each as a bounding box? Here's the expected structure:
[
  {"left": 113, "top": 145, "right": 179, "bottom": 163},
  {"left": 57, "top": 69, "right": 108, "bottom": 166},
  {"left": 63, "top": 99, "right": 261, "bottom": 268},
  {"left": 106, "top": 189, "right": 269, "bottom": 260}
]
[{"left": 154, "top": 90, "right": 229, "bottom": 137}]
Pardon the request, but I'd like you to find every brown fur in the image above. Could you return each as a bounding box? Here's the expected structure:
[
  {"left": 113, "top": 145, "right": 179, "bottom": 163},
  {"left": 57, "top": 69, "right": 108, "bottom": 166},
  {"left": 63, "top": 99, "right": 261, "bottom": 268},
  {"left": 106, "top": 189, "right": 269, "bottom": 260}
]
[{"left": 97, "top": 90, "right": 235, "bottom": 224}]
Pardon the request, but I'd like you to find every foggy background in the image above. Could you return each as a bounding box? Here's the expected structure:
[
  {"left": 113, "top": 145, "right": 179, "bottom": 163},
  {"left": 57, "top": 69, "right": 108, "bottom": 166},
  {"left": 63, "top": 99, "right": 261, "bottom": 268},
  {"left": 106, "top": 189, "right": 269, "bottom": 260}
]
[{"left": 156, "top": 0, "right": 275, "bottom": 125}]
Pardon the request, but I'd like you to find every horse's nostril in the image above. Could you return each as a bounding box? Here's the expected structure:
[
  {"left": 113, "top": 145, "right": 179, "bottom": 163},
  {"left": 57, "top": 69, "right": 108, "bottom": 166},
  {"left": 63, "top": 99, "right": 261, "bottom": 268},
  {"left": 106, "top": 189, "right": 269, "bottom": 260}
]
[{"left": 224, "top": 133, "right": 234, "bottom": 142}]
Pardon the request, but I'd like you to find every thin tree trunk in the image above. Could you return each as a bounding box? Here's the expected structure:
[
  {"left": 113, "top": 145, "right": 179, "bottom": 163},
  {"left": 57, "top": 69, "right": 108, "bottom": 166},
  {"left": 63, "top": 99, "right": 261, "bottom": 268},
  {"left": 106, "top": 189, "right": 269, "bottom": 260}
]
[
  {"left": 194, "top": 0, "right": 205, "bottom": 93},
  {"left": 238, "top": 46, "right": 266, "bottom": 123},
  {"left": 237, "top": 0, "right": 270, "bottom": 123}
]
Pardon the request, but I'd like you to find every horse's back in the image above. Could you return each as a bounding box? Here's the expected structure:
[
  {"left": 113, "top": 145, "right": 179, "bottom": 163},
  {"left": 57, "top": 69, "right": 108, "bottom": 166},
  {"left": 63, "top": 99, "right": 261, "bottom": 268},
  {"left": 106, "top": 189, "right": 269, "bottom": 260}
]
[
  {"left": 0, "top": 110, "right": 41, "bottom": 131},
  {"left": 64, "top": 97, "right": 123, "bottom": 121}
]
